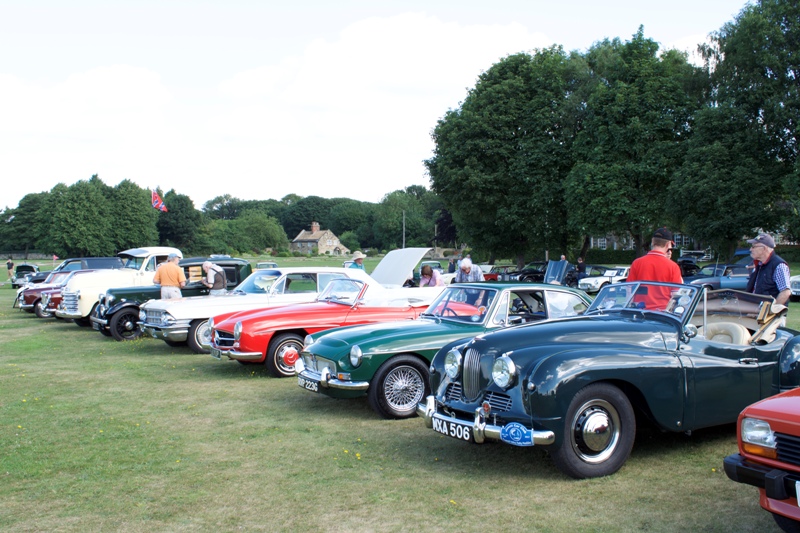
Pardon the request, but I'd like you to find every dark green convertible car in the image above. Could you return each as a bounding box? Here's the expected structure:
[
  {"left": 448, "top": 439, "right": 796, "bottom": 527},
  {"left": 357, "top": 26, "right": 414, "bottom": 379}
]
[
  {"left": 418, "top": 282, "right": 800, "bottom": 479},
  {"left": 296, "top": 282, "right": 592, "bottom": 419}
]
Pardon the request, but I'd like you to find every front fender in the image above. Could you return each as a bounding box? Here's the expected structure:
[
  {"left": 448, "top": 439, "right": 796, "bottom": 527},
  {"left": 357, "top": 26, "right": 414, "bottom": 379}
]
[
  {"left": 107, "top": 301, "right": 142, "bottom": 317},
  {"left": 527, "top": 345, "right": 685, "bottom": 433}
]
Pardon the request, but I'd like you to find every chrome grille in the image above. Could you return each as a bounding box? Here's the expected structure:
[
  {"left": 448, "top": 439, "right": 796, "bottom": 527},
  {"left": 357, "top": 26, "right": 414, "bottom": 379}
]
[
  {"left": 144, "top": 309, "right": 165, "bottom": 325},
  {"left": 62, "top": 290, "right": 79, "bottom": 314},
  {"left": 444, "top": 382, "right": 462, "bottom": 402},
  {"left": 485, "top": 391, "right": 513, "bottom": 411},
  {"left": 777, "top": 433, "right": 800, "bottom": 467},
  {"left": 462, "top": 348, "right": 483, "bottom": 401},
  {"left": 214, "top": 330, "right": 235, "bottom": 349}
]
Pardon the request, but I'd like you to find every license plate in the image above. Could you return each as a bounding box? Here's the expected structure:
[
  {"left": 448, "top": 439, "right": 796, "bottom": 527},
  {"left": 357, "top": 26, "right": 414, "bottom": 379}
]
[
  {"left": 432, "top": 414, "right": 472, "bottom": 442},
  {"left": 210, "top": 348, "right": 222, "bottom": 360},
  {"left": 298, "top": 375, "right": 319, "bottom": 393}
]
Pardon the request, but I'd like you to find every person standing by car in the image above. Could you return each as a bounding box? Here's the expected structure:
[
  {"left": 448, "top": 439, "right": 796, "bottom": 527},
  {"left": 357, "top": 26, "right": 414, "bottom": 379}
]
[
  {"left": 576, "top": 257, "right": 587, "bottom": 281},
  {"left": 6, "top": 257, "right": 13, "bottom": 280},
  {"left": 419, "top": 264, "right": 444, "bottom": 287},
  {"left": 448, "top": 258, "right": 456, "bottom": 274},
  {"left": 201, "top": 261, "right": 227, "bottom": 296},
  {"left": 349, "top": 251, "right": 366, "bottom": 270},
  {"left": 454, "top": 257, "right": 485, "bottom": 306},
  {"left": 746, "top": 233, "right": 791, "bottom": 305},
  {"left": 627, "top": 227, "right": 683, "bottom": 310},
  {"left": 153, "top": 253, "right": 186, "bottom": 299}
]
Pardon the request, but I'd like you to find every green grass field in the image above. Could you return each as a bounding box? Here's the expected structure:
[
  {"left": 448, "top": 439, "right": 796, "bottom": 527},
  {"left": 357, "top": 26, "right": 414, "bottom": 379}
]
[{"left": 1, "top": 262, "right": 795, "bottom": 532}]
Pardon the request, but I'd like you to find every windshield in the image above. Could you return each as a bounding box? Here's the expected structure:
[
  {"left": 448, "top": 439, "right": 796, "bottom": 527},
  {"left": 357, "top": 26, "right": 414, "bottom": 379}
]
[
  {"left": 316, "top": 278, "right": 366, "bottom": 304},
  {"left": 122, "top": 256, "right": 143, "bottom": 270},
  {"left": 586, "top": 282, "right": 699, "bottom": 320},
  {"left": 235, "top": 271, "right": 279, "bottom": 293},
  {"left": 421, "top": 286, "right": 498, "bottom": 323}
]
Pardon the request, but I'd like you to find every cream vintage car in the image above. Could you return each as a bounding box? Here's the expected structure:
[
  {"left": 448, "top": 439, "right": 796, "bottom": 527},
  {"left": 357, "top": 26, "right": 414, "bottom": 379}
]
[{"left": 139, "top": 248, "right": 443, "bottom": 354}]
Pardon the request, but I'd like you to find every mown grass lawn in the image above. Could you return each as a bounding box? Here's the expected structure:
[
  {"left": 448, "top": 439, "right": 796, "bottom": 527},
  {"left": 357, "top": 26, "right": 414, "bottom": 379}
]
[{"left": 0, "top": 277, "right": 792, "bottom": 532}]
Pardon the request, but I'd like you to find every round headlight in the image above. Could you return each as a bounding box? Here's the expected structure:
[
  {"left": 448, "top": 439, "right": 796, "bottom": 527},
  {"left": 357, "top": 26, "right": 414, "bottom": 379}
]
[
  {"left": 741, "top": 417, "right": 775, "bottom": 448},
  {"left": 444, "top": 349, "right": 462, "bottom": 379},
  {"left": 304, "top": 335, "right": 315, "bottom": 349},
  {"left": 233, "top": 321, "right": 242, "bottom": 341},
  {"left": 349, "top": 345, "right": 363, "bottom": 367},
  {"left": 492, "top": 355, "right": 517, "bottom": 389},
  {"left": 107, "top": 294, "right": 116, "bottom": 304}
]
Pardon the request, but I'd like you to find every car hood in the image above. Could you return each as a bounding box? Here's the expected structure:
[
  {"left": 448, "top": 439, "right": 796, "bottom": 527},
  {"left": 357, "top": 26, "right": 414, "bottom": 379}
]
[
  {"left": 464, "top": 314, "right": 676, "bottom": 357},
  {"left": 742, "top": 387, "right": 800, "bottom": 421},
  {"left": 213, "top": 301, "right": 363, "bottom": 333},
  {"left": 370, "top": 247, "right": 433, "bottom": 287},
  {"left": 142, "top": 292, "right": 315, "bottom": 319},
  {"left": 309, "top": 318, "right": 484, "bottom": 358}
]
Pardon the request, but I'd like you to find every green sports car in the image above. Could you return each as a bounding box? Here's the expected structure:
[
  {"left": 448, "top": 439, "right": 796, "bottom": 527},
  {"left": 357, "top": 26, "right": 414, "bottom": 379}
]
[{"left": 296, "top": 282, "right": 592, "bottom": 419}]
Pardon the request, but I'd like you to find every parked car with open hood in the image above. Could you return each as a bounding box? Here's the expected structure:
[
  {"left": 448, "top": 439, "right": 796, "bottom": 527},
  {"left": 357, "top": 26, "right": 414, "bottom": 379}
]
[
  {"left": 296, "top": 282, "right": 591, "bottom": 419},
  {"left": 419, "top": 282, "right": 799, "bottom": 479},
  {"left": 11, "top": 264, "right": 39, "bottom": 289},
  {"left": 142, "top": 248, "right": 441, "bottom": 354}
]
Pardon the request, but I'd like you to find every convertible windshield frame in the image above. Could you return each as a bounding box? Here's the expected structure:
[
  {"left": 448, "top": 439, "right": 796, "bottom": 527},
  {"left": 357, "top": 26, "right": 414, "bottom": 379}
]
[{"left": 586, "top": 282, "right": 701, "bottom": 324}]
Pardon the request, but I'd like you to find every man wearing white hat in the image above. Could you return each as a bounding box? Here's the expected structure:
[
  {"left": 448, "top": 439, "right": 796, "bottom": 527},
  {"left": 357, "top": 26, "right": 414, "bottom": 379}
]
[{"left": 349, "top": 251, "right": 366, "bottom": 270}]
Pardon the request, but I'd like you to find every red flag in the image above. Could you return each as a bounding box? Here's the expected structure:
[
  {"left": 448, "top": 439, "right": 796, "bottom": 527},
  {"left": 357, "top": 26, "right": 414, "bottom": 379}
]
[
  {"left": 151, "top": 190, "right": 168, "bottom": 212},
  {"left": 52, "top": 255, "right": 59, "bottom": 261}
]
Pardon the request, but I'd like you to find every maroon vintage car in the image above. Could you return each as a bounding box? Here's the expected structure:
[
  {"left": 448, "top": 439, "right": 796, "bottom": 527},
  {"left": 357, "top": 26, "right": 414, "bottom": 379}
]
[
  {"left": 35, "top": 270, "right": 97, "bottom": 319},
  {"left": 724, "top": 387, "right": 800, "bottom": 532},
  {"left": 16, "top": 270, "right": 76, "bottom": 317}
]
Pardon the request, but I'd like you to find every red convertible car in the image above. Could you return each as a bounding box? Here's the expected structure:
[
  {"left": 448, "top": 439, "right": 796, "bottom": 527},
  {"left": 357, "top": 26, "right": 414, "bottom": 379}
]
[{"left": 209, "top": 249, "right": 445, "bottom": 377}]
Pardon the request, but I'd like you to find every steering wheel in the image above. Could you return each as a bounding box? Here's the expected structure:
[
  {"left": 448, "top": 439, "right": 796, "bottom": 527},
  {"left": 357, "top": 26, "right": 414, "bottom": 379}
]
[{"left": 441, "top": 307, "right": 459, "bottom": 317}]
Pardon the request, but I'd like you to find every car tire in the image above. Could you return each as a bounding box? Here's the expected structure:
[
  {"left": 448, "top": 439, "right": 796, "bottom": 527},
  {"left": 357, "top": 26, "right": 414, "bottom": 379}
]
[
  {"left": 266, "top": 333, "right": 303, "bottom": 378},
  {"left": 109, "top": 310, "right": 142, "bottom": 341},
  {"left": 34, "top": 300, "right": 53, "bottom": 319},
  {"left": 368, "top": 355, "right": 430, "bottom": 419},
  {"left": 550, "top": 382, "right": 635, "bottom": 479},
  {"left": 773, "top": 512, "right": 800, "bottom": 533},
  {"left": 187, "top": 319, "right": 212, "bottom": 354}
]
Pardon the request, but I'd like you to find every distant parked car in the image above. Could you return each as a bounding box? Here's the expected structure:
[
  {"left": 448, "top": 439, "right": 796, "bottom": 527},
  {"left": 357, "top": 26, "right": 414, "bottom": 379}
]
[
  {"left": 688, "top": 264, "right": 751, "bottom": 292},
  {"left": 577, "top": 266, "right": 629, "bottom": 294},
  {"left": 15, "top": 270, "right": 77, "bottom": 317},
  {"left": 256, "top": 261, "right": 278, "bottom": 270},
  {"left": 507, "top": 261, "right": 547, "bottom": 283},
  {"left": 11, "top": 264, "right": 39, "bottom": 288},
  {"left": 724, "top": 387, "right": 800, "bottom": 532},
  {"left": 482, "top": 265, "right": 514, "bottom": 282},
  {"left": 790, "top": 274, "right": 800, "bottom": 302},
  {"left": 26, "top": 257, "right": 123, "bottom": 285}
]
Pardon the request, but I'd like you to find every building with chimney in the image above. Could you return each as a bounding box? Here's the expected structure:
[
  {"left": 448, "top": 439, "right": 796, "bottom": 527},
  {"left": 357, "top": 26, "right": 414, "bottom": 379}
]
[{"left": 290, "top": 221, "right": 350, "bottom": 256}]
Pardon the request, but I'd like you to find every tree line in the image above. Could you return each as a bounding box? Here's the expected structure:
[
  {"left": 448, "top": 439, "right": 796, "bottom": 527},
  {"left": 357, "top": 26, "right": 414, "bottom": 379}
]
[
  {"left": 0, "top": 177, "right": 452, "bottom": 258},
  {"left": 2, "top": 1, "right": 797, "bottom": 263}
]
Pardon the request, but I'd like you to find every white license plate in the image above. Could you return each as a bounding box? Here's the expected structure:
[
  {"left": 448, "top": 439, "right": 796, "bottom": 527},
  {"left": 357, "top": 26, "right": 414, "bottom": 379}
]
[
  {"left": 432, "top": 414, "right": 472, "bottom": 441},
  {"left": 298, "top": 375, "right": 319, "bottom": 393},
  {"left": 210, "top": 348, "right": 222, "bottom": 360}
]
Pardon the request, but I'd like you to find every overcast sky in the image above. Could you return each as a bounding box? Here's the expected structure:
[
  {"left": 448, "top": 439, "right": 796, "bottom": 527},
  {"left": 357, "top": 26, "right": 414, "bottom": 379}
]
[{"left": 0, "top": 0, "right": 748, "bottom": 212}]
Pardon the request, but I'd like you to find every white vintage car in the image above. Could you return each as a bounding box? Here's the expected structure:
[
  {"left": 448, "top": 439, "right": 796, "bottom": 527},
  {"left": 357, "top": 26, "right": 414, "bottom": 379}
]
[
  {"left": 56, "top": 247, "right": 182, "bottom": 326},
  {"left": 578, "top": 265, "right": 630, "bottom": 294},
  {"left": 791, "top": 274, "right": 800, "bottom": 301},
  {"left": 139, "top": 247, "right": 443, "bottom": 354}
]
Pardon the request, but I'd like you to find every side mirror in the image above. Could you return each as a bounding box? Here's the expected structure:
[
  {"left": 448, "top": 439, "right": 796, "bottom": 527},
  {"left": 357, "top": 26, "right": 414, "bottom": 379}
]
[{"left": 683, "top": 324, "right": 698, "bottom": 340}]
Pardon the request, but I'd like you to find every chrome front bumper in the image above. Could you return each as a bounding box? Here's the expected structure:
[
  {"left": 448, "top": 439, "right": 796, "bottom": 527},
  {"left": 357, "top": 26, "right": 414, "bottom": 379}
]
[
  {"left": 416, "top": 395, "right": 555, "bottom": 446},
  {"left": 296, "top": 362, "right": 370, "bottom": 391},
  {"left": 140, "top": 323, "right": 189, "bottom": 343}
]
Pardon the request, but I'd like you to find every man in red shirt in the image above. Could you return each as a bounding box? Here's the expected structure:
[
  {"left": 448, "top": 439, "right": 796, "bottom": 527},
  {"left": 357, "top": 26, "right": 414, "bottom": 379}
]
[{"left": 627, "top": 227, "right": 683, "bottom": 310}]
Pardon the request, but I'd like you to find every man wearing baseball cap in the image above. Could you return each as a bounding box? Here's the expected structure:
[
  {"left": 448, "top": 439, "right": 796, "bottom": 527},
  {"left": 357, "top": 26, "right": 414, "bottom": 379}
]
[
  {"left": 626, "top": 227, "right": 683, "bottom": 310},
  {"left": 153, "top": 253, "right": 186, "bottom": 299},
  {"left": 746, "top": 233, "right": 791, "bottom": 305}
]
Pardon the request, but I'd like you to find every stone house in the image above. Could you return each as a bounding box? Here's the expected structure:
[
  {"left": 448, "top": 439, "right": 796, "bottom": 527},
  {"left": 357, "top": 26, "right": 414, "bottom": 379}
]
[{"left": 290, "top": 221, "right": 350, "bottom": 256}]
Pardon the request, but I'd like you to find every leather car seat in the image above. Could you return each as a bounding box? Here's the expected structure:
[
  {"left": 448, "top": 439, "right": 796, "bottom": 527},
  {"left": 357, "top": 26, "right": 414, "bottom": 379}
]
[{"left": 701, "top": 322, "right": 752, "bottom": 345}]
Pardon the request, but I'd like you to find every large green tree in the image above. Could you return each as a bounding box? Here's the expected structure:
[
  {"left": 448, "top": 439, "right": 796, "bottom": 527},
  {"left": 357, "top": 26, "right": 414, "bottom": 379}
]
[
  {"left": 45, "top": 179, "right": 114, "bottom": 256},
  {"left": 427, "top": 47, "right": 589, "bottom": 266},
  {"left": 110, "top": 180, "right": 159, "bottom": 250},
  {"left": 564, "top": 29, "right": 704, "bottom": 256},
  {"left": 156, "top": 190, "right": 202, "bottom": 250}
]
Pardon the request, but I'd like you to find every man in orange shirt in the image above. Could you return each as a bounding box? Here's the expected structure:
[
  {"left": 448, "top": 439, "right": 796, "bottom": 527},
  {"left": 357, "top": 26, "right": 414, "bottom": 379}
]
[{"left": 153, "top": 253, "right": 186, "bottom": 299}]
